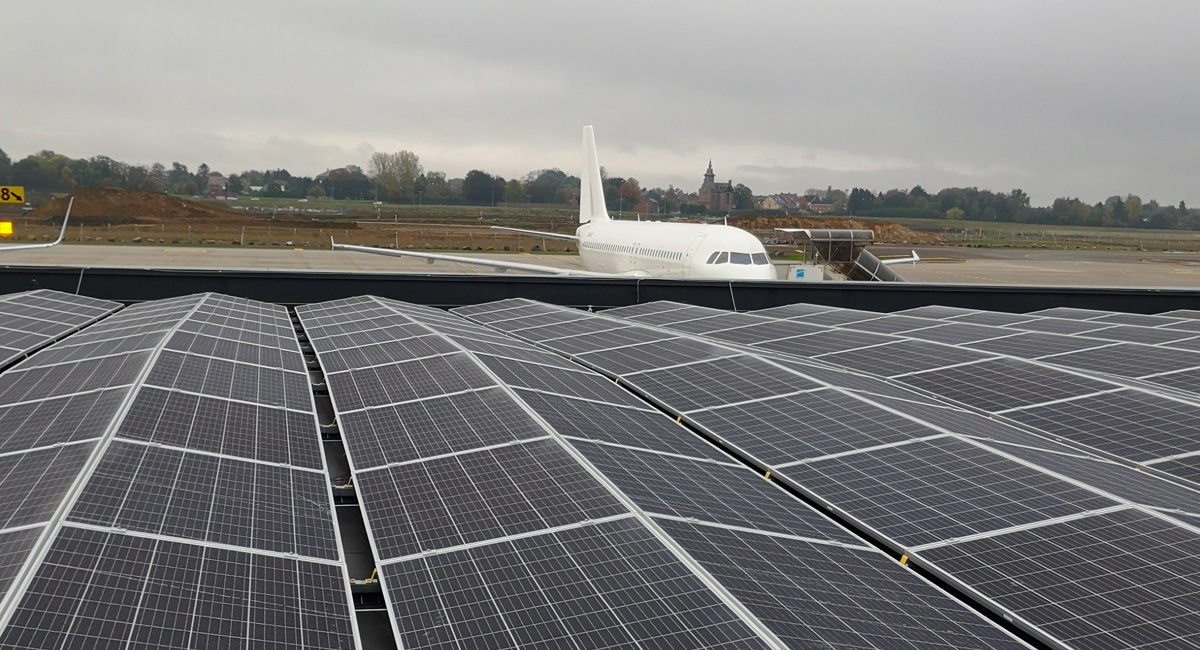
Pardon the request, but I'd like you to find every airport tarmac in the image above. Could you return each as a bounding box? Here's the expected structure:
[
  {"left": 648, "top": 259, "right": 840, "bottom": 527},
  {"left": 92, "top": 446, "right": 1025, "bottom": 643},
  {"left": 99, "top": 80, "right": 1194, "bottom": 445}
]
[{"left": 2, "top": 244, "right": 1200, "bottom": 288}]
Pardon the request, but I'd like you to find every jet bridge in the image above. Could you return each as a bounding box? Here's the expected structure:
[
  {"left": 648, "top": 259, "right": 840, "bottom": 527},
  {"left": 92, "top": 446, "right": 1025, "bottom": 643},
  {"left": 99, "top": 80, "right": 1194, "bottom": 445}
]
[{"left": 779, "top": 228, "right": 906, "bottom": 282}]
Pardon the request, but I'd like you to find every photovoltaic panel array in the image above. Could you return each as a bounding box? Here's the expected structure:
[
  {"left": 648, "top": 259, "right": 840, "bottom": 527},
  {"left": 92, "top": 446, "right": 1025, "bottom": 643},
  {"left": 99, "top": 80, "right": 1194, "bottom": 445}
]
[
  {"left": 465, "top": 298, "right": 1200, "bottom": 650},
  {"left": 634, "top": 300, "right": 1200, "bottom": 484},
  {"left": 302, "top": 296, "right": 1023, "bottom": 649},
  {"left": 0, "top": 290, "right": 119, "bottom": 368},
  {"left": 0, "top": 293, "right": 357, "bottom": 650}
]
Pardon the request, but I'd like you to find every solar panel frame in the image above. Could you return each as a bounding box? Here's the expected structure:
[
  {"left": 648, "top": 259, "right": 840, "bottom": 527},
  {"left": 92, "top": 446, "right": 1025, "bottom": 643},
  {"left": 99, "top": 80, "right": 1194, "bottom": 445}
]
[
  {"left": 379, "top": 517, "right": 773, "bottom": 650},
  {"left": 895, "top": 358, "right": 1113, "bottom": 412},
  {"left": 916, "top": 507, "right": 1200, "bottom": 650},
  {"left": 571, "top": 440, "right": 860, "bottom": 543},
  {"left": 657, "top": 519, "right": 1024, "bottom": 650},
  {"left": 1003, "top": 389, "right": 1200, "bottom": 465},
  {"left": 788, "top": 436, "right": 1118, "bottom": 547}
]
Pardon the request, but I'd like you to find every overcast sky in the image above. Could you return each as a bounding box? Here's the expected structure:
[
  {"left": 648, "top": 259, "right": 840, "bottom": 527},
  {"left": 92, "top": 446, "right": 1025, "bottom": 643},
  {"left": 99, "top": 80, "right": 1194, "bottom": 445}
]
[{"left": 3, "top": 1, "right": 1196, "bottom": 205}]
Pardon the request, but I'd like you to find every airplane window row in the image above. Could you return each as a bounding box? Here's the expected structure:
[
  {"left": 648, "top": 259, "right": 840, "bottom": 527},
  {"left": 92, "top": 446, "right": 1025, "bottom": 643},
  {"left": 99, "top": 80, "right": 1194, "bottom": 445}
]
[
  {"left": 705, "top": 251, "right": 771, "bottom": 265},
  {"left": 587, "top": 241, "right": 682, "bottom": 261}
]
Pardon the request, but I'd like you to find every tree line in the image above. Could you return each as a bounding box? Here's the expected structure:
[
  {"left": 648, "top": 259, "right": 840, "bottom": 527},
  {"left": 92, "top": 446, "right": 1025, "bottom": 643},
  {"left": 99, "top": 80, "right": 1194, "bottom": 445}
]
[
  {"left": 0, "top": 146, "right": 1191, "bottom": 229},
  {"left": 842, "top": 185, "right": 1193, "bottom": 230}
]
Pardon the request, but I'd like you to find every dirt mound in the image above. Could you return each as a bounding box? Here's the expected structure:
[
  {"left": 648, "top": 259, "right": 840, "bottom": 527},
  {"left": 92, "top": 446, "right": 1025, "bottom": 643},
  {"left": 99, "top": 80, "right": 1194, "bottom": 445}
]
[
  {"left": 29, "top": 187, "right": 240, "bottom": 225},
  {"left": 732, "top": 216, "right": 945, "bottom": 245}
]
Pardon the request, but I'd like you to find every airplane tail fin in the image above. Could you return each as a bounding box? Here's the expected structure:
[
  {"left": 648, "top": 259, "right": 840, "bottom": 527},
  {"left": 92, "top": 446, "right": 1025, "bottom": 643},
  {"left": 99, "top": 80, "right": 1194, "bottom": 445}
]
[{"left": 580, "top": 126, "right": 610, "bottom": 224}]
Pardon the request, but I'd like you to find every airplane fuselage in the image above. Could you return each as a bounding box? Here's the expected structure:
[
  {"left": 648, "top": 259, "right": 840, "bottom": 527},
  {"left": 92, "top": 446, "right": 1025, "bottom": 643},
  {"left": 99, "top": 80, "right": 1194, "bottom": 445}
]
[{"left": 577, "top": 219, "right": 777, "bottom": 280}]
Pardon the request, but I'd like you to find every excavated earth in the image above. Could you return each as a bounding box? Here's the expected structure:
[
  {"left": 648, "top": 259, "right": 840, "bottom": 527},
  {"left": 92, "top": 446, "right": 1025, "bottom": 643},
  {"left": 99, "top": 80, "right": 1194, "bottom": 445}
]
[{"left": 732, "top": 216, "right": 945, "bottom": 245}]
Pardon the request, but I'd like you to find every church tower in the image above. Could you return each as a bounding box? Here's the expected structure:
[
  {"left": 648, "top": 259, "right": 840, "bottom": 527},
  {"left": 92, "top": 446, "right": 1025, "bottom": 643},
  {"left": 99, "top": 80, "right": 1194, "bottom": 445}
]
[{"left": 703, "top": 160, "right": 715, "bottom": 187}]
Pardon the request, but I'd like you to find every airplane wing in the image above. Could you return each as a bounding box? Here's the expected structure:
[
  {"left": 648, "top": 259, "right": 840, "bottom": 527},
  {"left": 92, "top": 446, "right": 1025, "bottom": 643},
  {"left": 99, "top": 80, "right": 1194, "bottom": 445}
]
[
  {"left": 0, "top": 197, "right": 73, "bottom": 252},
  {"left": 490, "top": 226, "right": 579, "bottom": 241},
  {"left": 331, "top": 238, "right": 611, "bottom": 276},
  {"left": 880, "top": 250, "right": 920, "bottom": 265}
]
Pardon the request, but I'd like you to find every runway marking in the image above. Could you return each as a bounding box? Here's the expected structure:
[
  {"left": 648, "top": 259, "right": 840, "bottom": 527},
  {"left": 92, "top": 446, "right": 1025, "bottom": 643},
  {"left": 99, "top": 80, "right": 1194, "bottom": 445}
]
[{"left": 161, "top": 249, "right": 208, "bottom": 253}]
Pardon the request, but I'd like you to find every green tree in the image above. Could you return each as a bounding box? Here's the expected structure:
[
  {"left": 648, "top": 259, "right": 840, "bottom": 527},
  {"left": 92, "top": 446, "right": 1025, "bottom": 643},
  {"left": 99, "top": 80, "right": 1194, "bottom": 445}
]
[
  {"left": 505, "top": 179, "right": 524, "bottom": 203},
  {"left": 0, "top": 148, "right": 11, "bottom": 184},
  {"left": 462, "top": 170, "right": 498, "bottom": 205},
  {"left": 620, "top": 178, "right": 643, "bottom": 205},
  {"left": 369, "top": 150, "right": 422, "bottom": 200},
  {"left": 195, "top": 163, "right": 210, "bottom": 195},
  {"left": 307, "top": 183, "right": 326, "bottom": 199},
  {"left": 847, "top": 188, "right": 875, "bottom": 215},
  {"left": 733, "top": 183, "right": 755, "bottom": 210},
  {"left": 945, "top": 207, "right": 965, "bottom": 220}
]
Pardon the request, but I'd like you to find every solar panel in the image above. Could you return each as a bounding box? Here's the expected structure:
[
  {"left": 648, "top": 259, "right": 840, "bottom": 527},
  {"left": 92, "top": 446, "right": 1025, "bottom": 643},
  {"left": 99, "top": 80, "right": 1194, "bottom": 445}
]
[
  {"left": 575, "top": 337, "right": 734, "bottom": 374},
  {"left": 465, "top": 299, "right": 1200, "bottom": 648},
  {"left": 513, "top": 389, "right": 732, "bottom": 462},
  {"left": 1161, "top": 319, "right": 1200, "bottom": 333},
  {"left": 748, "top": 302, "right": 840, "bottom": 318},
  {"left": 979, "top": 443, "right": 1200, "bottom": 515},
  {"left": 836, "top": 314, "right": 941, "bottom": 334},
  {"left": 616, "top": 304, "right": 727, "bottom": 326},
  {"left": 658, "top": 519, "right": 1021, "bottom": 650},
  {"left": 303, "top": 296, "right": 1028, "bottom": 648},
  {"left": 1076, "top": 323, "right": 1197, "bottom": 345},
  {"left": 1087, "top": 312, "right": 1189, "bottom": 327},
  {"left": 895, "top": 358, "right": 1113, "bottom": 412},
  {"left": 357, "top": 438, "right": 628, "bottom": 560},
  {"left": 0, "top": 528, "right": 354, "bottom": 650},
  {"left": 335, "top": 387, "right": 546, "bottom": 470},
  {"left": 946, "top": 311, "right": 1042, "bottom": 327},
  {"left": 573, "top": 440, "right": 859, "bottom": 542},
  {"left": 893, "top": 305, "right": 979, "bottom": 319},
  {"left": 1003, "top": 317, "right": 1112, "bottom": 335},
  {"left": 695, "top": 319, "right": 827, "bottom": 345},
  {"left": 816, "top": 338, "right": 998, "bottom": 377},
  {"left": 381, "top": 518, "right": 772, "bottom": 650},
  {"left": 756, "top": 328, "right": 894, "bottom": 357},
  {"left": 0, "top": 293, "right": 357, "bottom": 648},
  {"left": 790, "top": 308, "right": 887, "bottom": 327},
  {"left": 477, "top": 355, "right": 639, "bottom": 403},
  {"left": 621, "top": 354, "right": 820, "bottom": 412},
  {"left": 899, "top": 322, "right": 1015, "bottom": 345},
  {"left": 1003, "top": 389, "right": 1200, "bottom": 465},
  {"left": 686, "top": 389, "right": 939, "bottom": 465},
  {"left": 68, "top": 440, "right": 338, "bottom": 559},
  {"left": 0, "top": 290, "right": 119, "bottom": 367},
  {"left": 962, "top": 331, "right": 1114, "bottom": 359},
  {"left": 790, "top": 436, "right": 1117, "bottom": 547},
  {"left": 1039, "top": 342, "right": 1200, "bottom": 378},
  {"left": 918, "top": 508, "right": 1200, "bottom": 650},
  {"left": 1027, "top": 306, "right": 1114, "bottom": 319}
]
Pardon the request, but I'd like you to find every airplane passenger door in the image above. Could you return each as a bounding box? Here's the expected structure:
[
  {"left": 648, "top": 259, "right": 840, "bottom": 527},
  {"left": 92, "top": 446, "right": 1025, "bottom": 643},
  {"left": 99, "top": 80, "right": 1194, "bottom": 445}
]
[{"left": 682, "top": 234, "right": 708, "bottom": 278}]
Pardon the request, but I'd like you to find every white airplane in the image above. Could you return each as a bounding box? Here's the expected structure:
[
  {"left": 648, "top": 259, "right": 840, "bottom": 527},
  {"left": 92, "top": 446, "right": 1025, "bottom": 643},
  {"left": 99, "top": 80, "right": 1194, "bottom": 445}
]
[
  {"left": 0, "top": 197, "right": 73, "bottom": 252},
  {"left": 333, "top": 127, "right": 778, "bottom": 280}
]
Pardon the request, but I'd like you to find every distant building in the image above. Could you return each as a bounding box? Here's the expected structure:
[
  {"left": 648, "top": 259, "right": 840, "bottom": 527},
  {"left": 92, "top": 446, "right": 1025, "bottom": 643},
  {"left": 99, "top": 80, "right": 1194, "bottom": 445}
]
[
  {"left": 760, "top": 193, "right": 807, "bottom": 215},
  {"left": 634, "top": 198, "right": 659, "bottom": 214},
  {"left": 206, "top": 174, "right": 227, "bottom": 197},
  {"left": 698, "top": 161, "right": 734, "bottom": 213}
]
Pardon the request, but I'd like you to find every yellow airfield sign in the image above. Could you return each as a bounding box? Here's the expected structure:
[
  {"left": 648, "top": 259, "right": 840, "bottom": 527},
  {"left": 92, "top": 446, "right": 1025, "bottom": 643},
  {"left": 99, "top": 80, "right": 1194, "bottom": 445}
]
[
  {"left": 0, "top": 223, "right": 11, "bottom": 236},
  {"left": 0, "top": 187, "right": 24, "bottom": 204}
]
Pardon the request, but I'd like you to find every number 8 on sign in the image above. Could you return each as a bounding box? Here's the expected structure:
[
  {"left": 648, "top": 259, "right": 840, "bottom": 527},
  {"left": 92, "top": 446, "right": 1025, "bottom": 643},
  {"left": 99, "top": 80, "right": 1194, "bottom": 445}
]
[{"left": 0, "top": 187, "right": 25, "bottom": 204}]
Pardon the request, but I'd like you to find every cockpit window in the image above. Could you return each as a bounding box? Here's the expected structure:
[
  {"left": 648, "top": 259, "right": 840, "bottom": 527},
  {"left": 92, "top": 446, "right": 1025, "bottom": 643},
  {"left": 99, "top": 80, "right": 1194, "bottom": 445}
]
[
  {"left": 730, "top": 252, "right": 752, "bottom": 265},
  {"left": 714, "top": 252, "right": 729, "bottom": 264},
  {"left": 751, "top": 253, "right": 770, "bottom": 265},
  {"left": 706, "top": 251, "right": 720, "bottom": 264}
]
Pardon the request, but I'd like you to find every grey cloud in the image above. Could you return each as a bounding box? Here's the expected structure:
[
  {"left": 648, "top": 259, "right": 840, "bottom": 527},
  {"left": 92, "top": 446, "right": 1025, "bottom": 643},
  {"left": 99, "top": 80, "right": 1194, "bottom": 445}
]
[{"left": 3, "top": 0, "right": 1197, "bottom": 205}]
